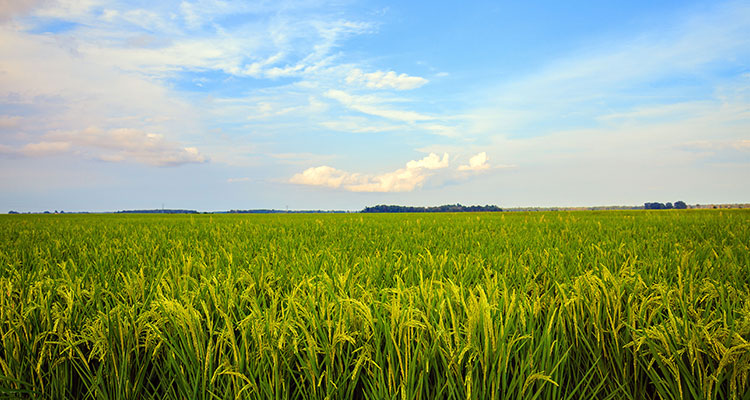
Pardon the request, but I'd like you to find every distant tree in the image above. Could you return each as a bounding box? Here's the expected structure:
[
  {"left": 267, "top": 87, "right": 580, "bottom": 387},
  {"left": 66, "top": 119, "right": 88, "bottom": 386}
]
[
  {"left": 645, "top": 201, "right": 685, "bottom": 210},
  {"left": 8, "top": 211, "right": 18, "bottom": 214}
]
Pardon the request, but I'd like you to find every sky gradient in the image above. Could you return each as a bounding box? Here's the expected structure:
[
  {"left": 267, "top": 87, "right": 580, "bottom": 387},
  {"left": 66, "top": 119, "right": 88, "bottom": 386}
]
[{"left": 1, "top": 0, "right": 749, "bottom": 212}]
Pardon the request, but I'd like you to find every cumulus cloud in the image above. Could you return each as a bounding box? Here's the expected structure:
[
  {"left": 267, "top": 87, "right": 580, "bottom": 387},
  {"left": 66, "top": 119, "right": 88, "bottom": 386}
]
[
  {"left": 325, "top": 89, "right": 433, "bottom": 122},
  {"left": 346, "top": 68, "right": 428, "bottom": 90},
  {"left": 290, "top": 165, "right": 361, "bottom": 189},
  {"left": 458, "top": 152, "right": 490, "bottom": 171},
  {"left": 290, "top": 152, "right": 449, "bottom": 192},
  {"left": 406, "top": 152, "right": 450, "bottom": 169}
]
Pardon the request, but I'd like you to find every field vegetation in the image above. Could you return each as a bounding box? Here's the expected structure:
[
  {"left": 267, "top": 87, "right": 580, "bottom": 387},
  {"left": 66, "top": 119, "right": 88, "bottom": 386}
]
[{"left": 0, "top": 210, "right": 749, "bottom": 399}]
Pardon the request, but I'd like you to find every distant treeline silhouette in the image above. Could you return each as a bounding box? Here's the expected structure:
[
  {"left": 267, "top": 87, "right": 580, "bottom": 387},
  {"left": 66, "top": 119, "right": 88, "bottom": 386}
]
[
  {"left": 228, "top": 209, "right": 347, "bottom": 214},
  {"left": 116, "top": 209, "right": 199, "bottom": 214},
  {"left": 362, "top": 204, "right": 502, "bottom": 213},
  {"left": 644, "top": 201, "right": 687, "bottom": 210}
]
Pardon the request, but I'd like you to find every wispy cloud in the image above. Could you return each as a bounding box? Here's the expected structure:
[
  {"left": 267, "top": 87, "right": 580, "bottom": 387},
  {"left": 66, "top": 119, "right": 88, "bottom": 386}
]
[
  {"left": 346, "top": 68, "right": 428, "bottom": 90},
  {"left": 81, "top": 10, "right": 373, "bottom": 80},
  {"left": 680, "top": 139, "right": 750, "bottom": 153},
  {"left": 319, "top": 117, "right": 400, "bottom": 133},
  {"left": 325, "top": 89, "right": 433, "bottom": 122},
  {"left": 227, "top": 177, "right": 251, "bottom": 183},
  {"left": 268, "top": 152, "right": 338, "bottom": 166}
]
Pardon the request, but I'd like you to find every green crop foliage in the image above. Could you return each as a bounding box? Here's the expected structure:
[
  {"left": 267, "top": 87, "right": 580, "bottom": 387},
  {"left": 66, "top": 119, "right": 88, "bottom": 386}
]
[{"left": 0, "top": 210, "right": 748, "bottom": 399}]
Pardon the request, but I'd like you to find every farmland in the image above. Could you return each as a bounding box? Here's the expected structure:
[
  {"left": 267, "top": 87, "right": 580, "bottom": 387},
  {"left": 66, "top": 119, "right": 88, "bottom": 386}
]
[{"left": 0, "top": 210, "right": 749, "bottom": 399}]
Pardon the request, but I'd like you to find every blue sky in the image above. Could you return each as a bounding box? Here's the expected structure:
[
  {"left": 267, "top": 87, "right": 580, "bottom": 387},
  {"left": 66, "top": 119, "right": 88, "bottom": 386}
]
[{"left": 1, "top": 0, "right": 748, "bottom": 212}]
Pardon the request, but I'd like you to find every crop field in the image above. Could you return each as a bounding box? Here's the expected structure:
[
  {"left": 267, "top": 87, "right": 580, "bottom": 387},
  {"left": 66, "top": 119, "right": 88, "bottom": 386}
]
[{"left": 0, "top": 210, "right": 749, "bottom": 399}]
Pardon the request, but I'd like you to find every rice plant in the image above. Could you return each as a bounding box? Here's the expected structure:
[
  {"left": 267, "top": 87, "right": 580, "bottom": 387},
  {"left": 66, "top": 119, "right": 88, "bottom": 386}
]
[{"left": 0, "top": 210, "right": 748, "bottom": 399}]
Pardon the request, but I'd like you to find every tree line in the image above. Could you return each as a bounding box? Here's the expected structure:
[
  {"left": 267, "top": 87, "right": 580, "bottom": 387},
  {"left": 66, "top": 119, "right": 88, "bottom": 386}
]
[
  {"left": 362, "top": 204, "right": 502, "bottom": 213},
  {"left": 644, "top": 201, "right": 687, "bottom": 210},
  {"left": 116, "top": 209, "right": 199, "bottom": 214}
]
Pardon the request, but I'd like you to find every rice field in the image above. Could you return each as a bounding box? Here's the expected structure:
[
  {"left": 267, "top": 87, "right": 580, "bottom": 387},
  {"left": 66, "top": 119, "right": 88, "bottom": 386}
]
[{"left": 0, "top": 210, "right": 749, "bottom": 399}]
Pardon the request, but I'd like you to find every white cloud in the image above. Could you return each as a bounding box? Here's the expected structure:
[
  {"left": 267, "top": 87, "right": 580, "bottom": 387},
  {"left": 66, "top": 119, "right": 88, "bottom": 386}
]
[
  {"left": 325, "top": 89, "right": 433, "bottom": 122},
  {"left": 242, "top": 53, "right": 286, "bottom": 78},
  {"left": 406, "top": 152, "right": 449, "bottom": 169},
  {"left": 290, "top": 152, "right": 450, "bottom": 192},
  {"left": 458, "top": 152, "right": 490, "bottom": 171},
  {"left": 79, "top": 12, "right": 372, "bottom": 81},
  {"left": 346, "top": 68, "right": 428, "bottom": 90},
  {"left": 289, "top": 165, "right": 361, "bottom": 189}
]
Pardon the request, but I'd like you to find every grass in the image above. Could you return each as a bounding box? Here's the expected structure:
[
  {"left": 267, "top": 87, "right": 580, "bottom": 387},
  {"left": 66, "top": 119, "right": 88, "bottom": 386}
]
[{"left": 0, "top": 210, "right": 748, "bottom": 399}]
